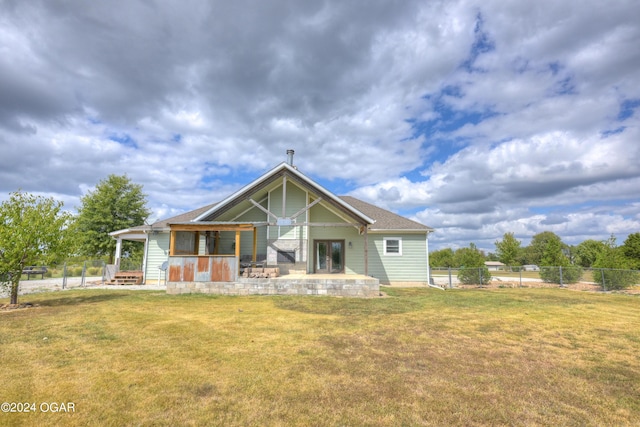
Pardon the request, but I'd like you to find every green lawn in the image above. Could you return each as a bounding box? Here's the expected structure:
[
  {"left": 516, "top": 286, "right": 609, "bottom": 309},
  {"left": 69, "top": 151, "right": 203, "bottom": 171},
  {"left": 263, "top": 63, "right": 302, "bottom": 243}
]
[{"left": 1, "top": 288, "right": 639, "bottom": 426}]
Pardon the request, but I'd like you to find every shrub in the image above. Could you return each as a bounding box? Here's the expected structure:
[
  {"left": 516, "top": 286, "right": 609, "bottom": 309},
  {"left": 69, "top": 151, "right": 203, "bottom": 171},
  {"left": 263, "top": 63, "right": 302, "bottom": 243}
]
[
  {"left": 540, "top": 266, "right": 582, "bottom": 284},
  {"left": 592, "top": 236, "right": 637, "bottom": 290},
  {"left": 67, "top": 266, "right": 84, "bottom": 277},
  {"left": 592, "top": 268, "right": 639, "bottom": 291},
  {"left": 458, "top": 266, "right": 491, "bottom": 285}
]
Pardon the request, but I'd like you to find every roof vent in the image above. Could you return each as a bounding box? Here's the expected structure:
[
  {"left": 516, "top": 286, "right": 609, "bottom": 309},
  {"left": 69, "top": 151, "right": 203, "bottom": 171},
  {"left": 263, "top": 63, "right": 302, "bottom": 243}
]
[{"left": 286, "top": 149, "right": 295, "bottom": 166}]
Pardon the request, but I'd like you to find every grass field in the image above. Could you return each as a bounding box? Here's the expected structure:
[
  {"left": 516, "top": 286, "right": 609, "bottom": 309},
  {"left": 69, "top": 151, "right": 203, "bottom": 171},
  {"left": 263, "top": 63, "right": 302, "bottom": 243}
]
[{"left": 1, "top": 288, "right": 639, "bottom": 426}]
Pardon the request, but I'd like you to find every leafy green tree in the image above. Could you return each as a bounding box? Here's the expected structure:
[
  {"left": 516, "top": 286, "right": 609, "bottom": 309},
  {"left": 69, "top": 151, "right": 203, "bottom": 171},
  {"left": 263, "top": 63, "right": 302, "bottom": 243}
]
[
  {"left": 574, "top": 239, "right": 606, "bottom": 267},
  {"left": 0, "top": 191, "right": 74, "bottom": 304},
  {"left": 485, "top": 252, "right": 500, "bottom": 262},
  {"left": 453, "top": 243, "right": 487, "bottom": 267},
  {"left": 539, "top": 236, "right": 582, "bottom": 284},
  {"left": 494, "top": 232, "right": 521, "bottom": 267},
  {"left": 429, "top": 248, "right": 455, "bottom": 268},
  {"left": 455, "top": 243, "right": 491, "bottom": 285},
  {"left": 593, "top": 236, "right": 639, "bottom": 290},
  {"left": 517, "top": 245, "right": 536, "bottom": 266},
  {"left": 527, "top": 231, "right": 564, "bottom": 266},
  {"left": 75, "top": 175, "right": 150, "bottom": 263},
  {"left": 540, "top": 237, "right": 568, "bottom": 267},
  {"left": 564, "top": 245, "right": 578, "bottom": 265},
  {"left": 621, "top": 232, "right": 640, "bottom": 269}
]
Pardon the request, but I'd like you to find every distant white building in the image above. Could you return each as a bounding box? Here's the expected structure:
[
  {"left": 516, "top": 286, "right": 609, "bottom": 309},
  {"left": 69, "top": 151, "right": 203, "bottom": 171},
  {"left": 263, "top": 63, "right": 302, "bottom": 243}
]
[{"left": 484, "top": 261, "right": 506, "bottom": 271}]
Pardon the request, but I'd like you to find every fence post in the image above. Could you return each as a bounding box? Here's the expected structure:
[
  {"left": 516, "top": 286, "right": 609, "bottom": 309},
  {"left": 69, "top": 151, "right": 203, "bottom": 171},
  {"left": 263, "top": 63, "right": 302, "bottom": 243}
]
[
  {"left": 81, "top": 261, "right": 87, "bottom": 287},
  {"left": 62, "top": 262, "right": 67, "bottom": 290},
  {"left": 479, "top": 267, "right": 483, "bottom": 287},
  {"left": 519, "top": 269, "right": 522, "bottom": 288},
  {"left": 559, "top": 266, "right": 564, "bottom": 287},
  {"left": 601, "top": 269, "right": 606, "bottom": 292},
  {"left": 448, "top": 267, "right": 452, "bottom": 289},
  {"left": 102, "top": 261, "right": 106, "bottom": 285}
]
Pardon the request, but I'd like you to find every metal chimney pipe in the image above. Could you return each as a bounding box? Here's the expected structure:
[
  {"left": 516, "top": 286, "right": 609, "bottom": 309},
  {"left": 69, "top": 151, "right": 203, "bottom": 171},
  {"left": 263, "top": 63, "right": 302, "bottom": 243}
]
[{"left": 286, "top": 149, "right": 295, "bottom": 166}]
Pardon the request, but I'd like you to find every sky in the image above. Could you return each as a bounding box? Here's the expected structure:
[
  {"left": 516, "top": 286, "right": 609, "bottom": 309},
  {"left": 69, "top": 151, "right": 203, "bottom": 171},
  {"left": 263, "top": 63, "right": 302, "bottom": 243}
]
[{"left": 1, "top": 0, "right": 639, "bottom": 252}]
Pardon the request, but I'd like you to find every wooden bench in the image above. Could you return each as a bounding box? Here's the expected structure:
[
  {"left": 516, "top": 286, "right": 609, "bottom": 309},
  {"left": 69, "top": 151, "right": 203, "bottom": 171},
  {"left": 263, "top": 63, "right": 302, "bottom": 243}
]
[
  {"left": 109, "top": 271, "right": 144, "bottom": 285},
  {"left": 22, "top": 266, "right": 48, "bottom": 280}
]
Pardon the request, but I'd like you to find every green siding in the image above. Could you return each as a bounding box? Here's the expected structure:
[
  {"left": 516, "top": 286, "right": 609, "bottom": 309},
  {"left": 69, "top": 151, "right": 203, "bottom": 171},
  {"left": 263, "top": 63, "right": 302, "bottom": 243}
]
[
  {"left": 268, "top": 182, "right": 308, "bottom": 240},
  {"left": 367, "top": 234, "right": 428, "bottom": 284},
  {"left": 308, "top": 204, "right": 364, "bottom": 275},
  {"left": 307, "top": 206, "right": 428, "bottom": 281},
  {"left": 144, "top": 233, "right": 170, "bottom": 283}
]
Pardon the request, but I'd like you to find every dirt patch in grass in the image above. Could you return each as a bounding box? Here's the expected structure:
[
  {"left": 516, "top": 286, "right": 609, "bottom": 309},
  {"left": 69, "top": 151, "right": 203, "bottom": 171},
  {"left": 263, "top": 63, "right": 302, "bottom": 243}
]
[
  {"left": 273, "top": 294, "right": 423, "bottom": 315},
  {"left": 458, "top": 280, "right": 640, "bottom": 295},
  {"left": 0, "top": 302, "right": 40, "bottom": 312}
]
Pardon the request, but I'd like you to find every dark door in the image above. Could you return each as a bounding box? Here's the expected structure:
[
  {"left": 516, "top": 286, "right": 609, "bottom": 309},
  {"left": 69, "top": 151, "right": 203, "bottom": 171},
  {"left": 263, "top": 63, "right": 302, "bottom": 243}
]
[{"left": 315, "top": 240, "right": 344, "bottom": 273}]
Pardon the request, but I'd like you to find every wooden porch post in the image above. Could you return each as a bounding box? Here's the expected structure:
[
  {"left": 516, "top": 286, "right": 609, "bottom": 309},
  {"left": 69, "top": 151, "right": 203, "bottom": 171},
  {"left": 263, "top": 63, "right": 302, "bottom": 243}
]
[
  {"left": 114, "top": 237, "right": 123, "bottom": 270},
  {"left": 252, "top": 227, "right": 257, "bottom": 262},
  {"left": 235, "top": 229, "right": 241, "bottom": 276},
  {"left": 169, "top": 231, "right": 176, "bottom": 256},
  {"left": 282, "top": 175, "right": 287, "bottom": 217}
]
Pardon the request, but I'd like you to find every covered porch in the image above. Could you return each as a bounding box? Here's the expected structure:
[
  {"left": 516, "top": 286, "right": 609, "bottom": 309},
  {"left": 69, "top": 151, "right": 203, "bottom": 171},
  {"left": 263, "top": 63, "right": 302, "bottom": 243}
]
[
  {"left": 164, "top": 223, "right": 380, "bottom": 297},
  {"left": 166, "top": 222, "right": 265, "bottom": 283},
  {"left": 108, "top": 229, "right": 148, "bottom": 283}
]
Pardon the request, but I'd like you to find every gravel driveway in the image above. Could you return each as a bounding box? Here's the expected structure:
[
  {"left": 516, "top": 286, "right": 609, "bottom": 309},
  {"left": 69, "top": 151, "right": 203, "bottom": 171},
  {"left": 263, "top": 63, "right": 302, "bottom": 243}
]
[{"left": 1, "top": 277, "right": 166, "bottom": 298}]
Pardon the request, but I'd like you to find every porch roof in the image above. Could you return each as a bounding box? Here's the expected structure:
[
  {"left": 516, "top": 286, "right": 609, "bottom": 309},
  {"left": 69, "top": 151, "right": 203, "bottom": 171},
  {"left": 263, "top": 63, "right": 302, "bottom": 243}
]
[{"left": 168, "top": 221, "right": 269, "bottom": 231}]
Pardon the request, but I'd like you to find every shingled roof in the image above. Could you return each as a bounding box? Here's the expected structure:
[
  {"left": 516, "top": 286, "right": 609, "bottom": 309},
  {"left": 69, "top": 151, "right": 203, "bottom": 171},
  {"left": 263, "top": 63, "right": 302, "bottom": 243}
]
[
  {"left": 117, "top": 203, "right": 219, "bottom": 234},
  {"left": 149, "top": 203, "right": 218, "bottom": 229},
  {"left": 339, "top": 196, "right": 432, "bottom": 232}
]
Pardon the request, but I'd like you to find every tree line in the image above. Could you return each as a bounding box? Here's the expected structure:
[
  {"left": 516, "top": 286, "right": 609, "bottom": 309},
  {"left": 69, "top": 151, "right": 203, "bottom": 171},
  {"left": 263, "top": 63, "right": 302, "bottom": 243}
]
[
  {"left": 430, "top": 231, "right": 640, "bottom": 271},
  {"left": 1, "top": 175, "right": 149, "bottom": 304},
  {"left": 430, "top": 232, "right": 640, "bottom": 289}
]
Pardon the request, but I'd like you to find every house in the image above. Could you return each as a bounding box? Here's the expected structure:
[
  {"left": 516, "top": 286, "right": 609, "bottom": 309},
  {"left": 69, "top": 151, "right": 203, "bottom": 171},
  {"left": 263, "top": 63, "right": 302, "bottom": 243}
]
[
  {"left": 110, "top": 151, "right": 434, "bottom": 296},
  {"left": 484, "top": 261, "right": 506, "bottom": 271}
]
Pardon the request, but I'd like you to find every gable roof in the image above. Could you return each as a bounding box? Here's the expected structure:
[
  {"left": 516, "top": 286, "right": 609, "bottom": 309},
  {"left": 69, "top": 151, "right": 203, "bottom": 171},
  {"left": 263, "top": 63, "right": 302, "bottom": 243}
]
[
  {"left": 339, "top": 196, "right": 433, "bottom": 232},
  {"left": 111, "top": 164, "right": 433, "bottom": 236},
  {"left": 193, "top": 162, "right": 375, "bottom": 225}
]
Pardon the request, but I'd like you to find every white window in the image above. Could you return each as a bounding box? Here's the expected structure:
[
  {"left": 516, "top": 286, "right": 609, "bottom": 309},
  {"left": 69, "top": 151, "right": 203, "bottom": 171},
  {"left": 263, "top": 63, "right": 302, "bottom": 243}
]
[{"left": 384, "top": 237, "right": 402, "bottom": 256}]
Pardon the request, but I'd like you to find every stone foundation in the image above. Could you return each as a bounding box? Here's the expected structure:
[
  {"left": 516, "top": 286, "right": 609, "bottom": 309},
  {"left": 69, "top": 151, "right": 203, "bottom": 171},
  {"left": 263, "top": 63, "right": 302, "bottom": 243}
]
[{"left": 166, "top": 276, "right": 379, "bottom": 297}]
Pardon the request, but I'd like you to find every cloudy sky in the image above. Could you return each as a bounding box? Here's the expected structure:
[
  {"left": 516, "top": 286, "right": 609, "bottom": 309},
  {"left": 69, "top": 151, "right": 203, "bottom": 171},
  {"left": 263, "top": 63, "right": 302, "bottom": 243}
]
[{"left": 1, "top": 0, "right": 639, "bottom": 252}]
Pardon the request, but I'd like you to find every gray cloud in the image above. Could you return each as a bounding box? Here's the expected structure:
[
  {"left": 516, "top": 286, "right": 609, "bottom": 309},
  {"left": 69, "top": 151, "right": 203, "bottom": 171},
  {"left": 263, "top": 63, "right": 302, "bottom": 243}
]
[{"left": 0, "top": 0, "right": 639, "bottom": 251}]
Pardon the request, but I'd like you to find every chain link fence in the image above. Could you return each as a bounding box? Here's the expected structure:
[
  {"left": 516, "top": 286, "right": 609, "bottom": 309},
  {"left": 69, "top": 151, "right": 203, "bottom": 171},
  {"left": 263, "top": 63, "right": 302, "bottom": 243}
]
[
  {"left": 2, "top": 258, "right": 153, "bottom": 298},
  {"left": 18, "top": 260, "right": 107, "bottom": 289},
  {"left": 431, "top": 266, "right": 640, "bottom": 291}
]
